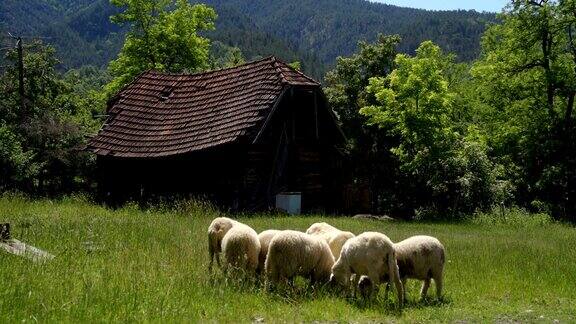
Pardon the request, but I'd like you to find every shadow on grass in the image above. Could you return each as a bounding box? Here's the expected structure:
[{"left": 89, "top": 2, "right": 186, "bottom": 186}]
[
  {"left": 206, "top": 271, "right": 451, "bottom": 315},
  {"left": 347, "top": 290, "right": 452, "bottom": 316},
  {"left": 207, "top": 271, "right": 342, "bottom": 304},
  {"left": 264, "top": 278, "right": 342, "bottom": 305}
]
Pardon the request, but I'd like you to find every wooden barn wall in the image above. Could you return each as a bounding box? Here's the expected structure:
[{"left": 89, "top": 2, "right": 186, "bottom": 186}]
[
  {"left": 96, "top": 145, "right": 247, "bottom": 208},
  {"left": 241, "top": 88, "right": 345, "bottom": 213}
]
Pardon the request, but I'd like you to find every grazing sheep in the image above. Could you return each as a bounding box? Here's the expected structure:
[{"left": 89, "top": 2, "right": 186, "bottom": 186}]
[
  {"left": 393, "top": 235, "right": 445, "bottom": 300},
  {"left": 306, "top": 222, "right": 355, "bottom": 260},
  {"left": 207, "top": 217, "right": 240, "bottom": 271},
  {"left": 331, "top": 232, "right": 404, "bottom": 305},
  {"left": 257, "top": 229, "right": 281, "bottom": 274},
  {"left": 265, "top": 230, "right": 335, "bottom": 286},
  {"left": 221, "top": 223, "right": 261, "bottom": 274}
]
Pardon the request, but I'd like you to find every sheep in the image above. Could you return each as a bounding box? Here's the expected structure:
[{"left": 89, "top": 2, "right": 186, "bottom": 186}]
[
  {"left": 330, "top": 232, "right": 404, "bottom": 305},
  {"left": 306, "top": 222, "right": 355, "bottom": 260},
  {"left": 265, "top": 230, "right": 335, "bottom": 287},
  {"left": 257, "top": 229, "right": 281, "bottom": 274},
  {"left": 391, "top": 235, "right": 445, "bottom": 300},
  {"left": 207, "top": 217, "right": 240, "bottom": 271},
  {"left": 221, "top": 223, "right": 261, "bottom": 274}
]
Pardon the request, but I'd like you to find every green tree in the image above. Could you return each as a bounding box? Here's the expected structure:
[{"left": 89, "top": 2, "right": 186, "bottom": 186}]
[
  {"left": 106, "top": 0, "right": 216, "bottom": 95},
  {"left": 0, "top": 41, "right": 98, "bottom": 193},
  {"left": 472, "top": 0, "right": 576, "bottom": 220},
  {"left": 325, "top": 34, "right": 401, "bottom": 138},
  {"left": 361, "top": 41, "right": 503, "bottom": 217},
  {"left": 208, "top": 41, "right": 245, "bottom": 69},
  {"left": 360, "top": 41, "right": 457, "bottom": 161},
  {"left": 324, "top": 34, "right": 402, "bottom": 213}
]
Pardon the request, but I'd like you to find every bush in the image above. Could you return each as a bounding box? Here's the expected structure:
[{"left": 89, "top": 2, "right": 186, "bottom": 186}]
[{"left": 470, "top": 207, "right": 553, "bottom": 227}]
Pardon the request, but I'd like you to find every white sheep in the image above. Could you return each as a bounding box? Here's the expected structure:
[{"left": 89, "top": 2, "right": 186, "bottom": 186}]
[
  {"left": 331, "top": 232, "right": 404, "bottom": 305},
  {"left": 221, "top": 223, "right": 261, "bottom": 274},
  {"left": 257, "top": 229, "right": 281, "bottom": 274},
  {"left": 392, "top": 235, "right": 445, "bottom": 300},
  {"left": 207, "top": 217, "right": 240, "bottom": 271},
  {"left": 306, "top": 222, "right": 355, "bottom": 260},
  {"left": 265, "top": 230, "right": 335, "bottom": 286}
]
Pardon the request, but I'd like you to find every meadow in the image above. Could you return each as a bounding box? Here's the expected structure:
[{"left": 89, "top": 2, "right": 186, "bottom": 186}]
[{"left": 1, "top": 194, "right": 575, "bottom": 323}]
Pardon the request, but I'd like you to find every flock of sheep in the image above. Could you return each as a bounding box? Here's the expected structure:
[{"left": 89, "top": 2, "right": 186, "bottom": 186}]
[{"left": 208, "top": 217, "right": 445, "bottom": 306}]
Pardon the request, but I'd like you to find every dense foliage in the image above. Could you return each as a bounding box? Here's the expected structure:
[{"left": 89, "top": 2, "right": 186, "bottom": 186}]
[
  {"left": 324, "top": 0, "right": 575, "bottom": 221},
  {"left": 359, "top": 41, "right": 507, "bottom": 218},
  {"left": 0, "top": 43, "right": 100, "bottom": 194},
  {"left": 471, "top": 0, "right": 576, "bottom": 220},
  {"left": 105, "top": 0, "right": 216, "bottom": 94}
]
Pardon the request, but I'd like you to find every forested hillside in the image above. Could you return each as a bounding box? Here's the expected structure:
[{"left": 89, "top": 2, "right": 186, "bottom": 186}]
[
  {"left": 0, "top": 0, "right": 322, "bottom": 75},
  {"left": 1, "top": 0, "right": 495, "bottom": 78},
  {"left": 202, "top": 0, "right": 496, "bottom": 63}
]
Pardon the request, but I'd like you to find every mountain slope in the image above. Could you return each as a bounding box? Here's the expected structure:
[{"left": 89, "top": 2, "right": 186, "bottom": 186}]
[
  {"left": 202, "top": 0, "right": 495, "bottom": 63},
  {"left": 1, "top": 0, "right": 496, "bottom": 78},
  {"left": 1, "top": 0, "right": 323, "bottom": 77}
]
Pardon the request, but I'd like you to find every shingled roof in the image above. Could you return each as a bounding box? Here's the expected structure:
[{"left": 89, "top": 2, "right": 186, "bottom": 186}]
[{"left": 87, "top": 57, "right": 320, "bottom": 158}]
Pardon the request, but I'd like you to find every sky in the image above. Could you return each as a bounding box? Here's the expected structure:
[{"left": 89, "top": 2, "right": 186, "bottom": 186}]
[{"left": 372, "top": 0, "right": 508, "bottom": 13}]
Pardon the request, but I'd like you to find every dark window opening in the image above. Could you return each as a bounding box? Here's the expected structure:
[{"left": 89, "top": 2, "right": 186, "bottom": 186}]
[{"left": 159, "top": 86, "right": 174, "bottom": 101}]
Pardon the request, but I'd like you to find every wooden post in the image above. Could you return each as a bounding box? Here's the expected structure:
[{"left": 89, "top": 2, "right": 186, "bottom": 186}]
[
  {"left": 16, "top": 37, "right": 26, "bottom": 121},
  {"left": 0, "top": 223, "right": 10, "bottom": 241}
]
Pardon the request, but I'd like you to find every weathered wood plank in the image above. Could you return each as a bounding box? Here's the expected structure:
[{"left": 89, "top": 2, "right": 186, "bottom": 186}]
[{"left": 0, "top": 239, "right": 55, "bottom": 262}]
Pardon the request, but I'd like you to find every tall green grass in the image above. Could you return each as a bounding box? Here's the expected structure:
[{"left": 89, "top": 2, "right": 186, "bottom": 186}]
[{"left": 1, "top": 195, "right": 575, "bottom": 322}]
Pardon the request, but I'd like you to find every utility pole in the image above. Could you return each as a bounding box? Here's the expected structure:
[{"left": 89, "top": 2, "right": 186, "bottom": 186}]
[
  {"left": 16, "top": 37, "right": 25, "bottom": 120},
  {"left": 8, "top": 33, "right": 26, "bottom": 122}
]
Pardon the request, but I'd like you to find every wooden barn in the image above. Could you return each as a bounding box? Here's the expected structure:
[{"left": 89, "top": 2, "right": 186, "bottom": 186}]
[{"left": 87, "top": 57, "right": 345, "bottom": 212}]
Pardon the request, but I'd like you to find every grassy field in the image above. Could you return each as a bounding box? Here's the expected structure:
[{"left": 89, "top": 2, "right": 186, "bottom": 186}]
[{"left": 1, "top": 195, "right": 575, "bottom": 323}]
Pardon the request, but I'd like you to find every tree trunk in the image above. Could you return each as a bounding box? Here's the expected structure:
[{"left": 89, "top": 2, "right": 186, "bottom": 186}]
[
  {"left": 542, "top": 33, "right": 555, "bottom": 117},
  {"left": 566, "top": 92, "right": 575, "bottom": 131}
]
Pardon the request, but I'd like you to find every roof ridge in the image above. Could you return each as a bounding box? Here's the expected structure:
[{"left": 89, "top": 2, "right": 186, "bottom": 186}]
[
  {"left": 271, "top": 57, "right": 321, "bottom": 86},
  {"left": 142, "top": 56, "right": 320, "bottom": 86},
  {"left": 147, "top": 56, "right": 276, "bottom": 78},
  {"left": 271, "top": 57, "right": 287, "bottom": 85}
]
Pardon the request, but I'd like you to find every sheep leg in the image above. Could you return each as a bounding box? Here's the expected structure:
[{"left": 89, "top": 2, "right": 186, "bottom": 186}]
[
  {"left": 388, "top": 254, "right": 404, "bottom": 306},
  {"left": 265, "top": 268, "right": 280, "bottom": 291},
  {"left": 208, "top": 242, "right": 215, "bottom": 271},
  {"left": 420, "top": 278, "right": 430, "bottom": 299},
  {"left": 215, "top": 252, "right": 222, "bottom": 269},
  {"left": 401, "top": 278, "right": 408, "bottom": 301},
  {"left": 351, "top": 273, "right": 359, "bottom": 298},
  {"left": 434, "top": 273, "right": 443, "bottom": 299},
  {"left": 365, "top": 270, "right": 382, "bottom": 300},
  {"left": 384, "top": 282, "right": 390, "bottom": 299}
]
